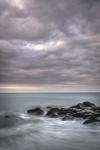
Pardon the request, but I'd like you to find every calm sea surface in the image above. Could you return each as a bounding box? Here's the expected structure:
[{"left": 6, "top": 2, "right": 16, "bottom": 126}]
[
  {"left": 0, "top": 93, "right": 100, "bottom": 112},
  {"left": 0, "top": 93, "right": 100, "bottom": 150}
]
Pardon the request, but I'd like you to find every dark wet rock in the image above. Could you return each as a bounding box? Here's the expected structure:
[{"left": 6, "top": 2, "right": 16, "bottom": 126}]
[
  {"left": 26, "top": 101, "right": 100, "bottom": 126},
  {"left": 67, "top": 108, "right": 79, "bottom": 113},
  {"left": 45, "top": 102, "right": 100, "bottom": 126},
  {"left": 88, "top": 113, "right": 100, "bottom": 119},
  {"left": 92, "top": 106, "right": 100, "bottom": 113},
  {"left": 58, "top": 107, "right": 79, "bottom": 117},
  {"left": 58, "top": 108, "right": 68, "bottom": 116},
  {"left": 81, "top": 101, "right": 96, "bottom": 108},
  {"left": 46, "top": 113, "right": 58, "bottom": 118},
  {"left": 62, "top": 115, "right": 74, "bottom": 121},
  {"left": 4, "top": 115, "right": 11, "bottom": 119},
  {"left": 73, "top": 111, "right": 93, "bottom": 119},
  {"left": 46, "top": 108, "right": 60, "bottom": 118},
  {"left": 83, "top": 112, "right": 100, "bottom": 124},
  {"left": 46, "top": 106, "right": 52, "bottom": 109},
  {"left": 83, "top": 117, "right": 100, "bottom": 124},
  {"left": 71, "top": 101, "right": 96, "bottom": 110},
  {"left": 27, "top": 107, "right": 44, "bottom": 116},
  {"left": 71, "top": 103, "right": 82, "bottom": 109}
]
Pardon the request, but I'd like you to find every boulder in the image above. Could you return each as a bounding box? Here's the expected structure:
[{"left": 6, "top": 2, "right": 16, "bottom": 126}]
[
  {"left": 62, "top": 115, "right": 74, "bottom": 121},
  {"left": 27, "top": 107, "right": 44, "bottom": 116},
  {"left": 83, "top": 113, "right": 100, "bottom": 124},
  {"left": 58, "top": 108, "right": 68, "bottom": 116},
  {"left": 82, "top": 101, "right": 96, "bottom": 108},
  {"left": 73, "top": 111, "right": 93, "bottom": 119},
  {"left": 92, "top": 106, "right": 100, "bottom": 113},
  {"left": 71, "top": 103, "right": 82, "bottom": 109},
  {"left": 46, "top": 107, "right": 60, "bottom": 118},
  {"left": 83, "top": 118, "right": 100, "bottom": 124},
  {"left": 58, "top": 107, "right": 79, "bottom": 117},
  {"left": 71, "top": 101, "right": 96, "bottom": 110}
]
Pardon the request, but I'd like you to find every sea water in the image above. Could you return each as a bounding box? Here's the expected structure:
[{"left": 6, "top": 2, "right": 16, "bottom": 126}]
[{"left": 0, "top": 93, "right": 100, "bottom": 150}]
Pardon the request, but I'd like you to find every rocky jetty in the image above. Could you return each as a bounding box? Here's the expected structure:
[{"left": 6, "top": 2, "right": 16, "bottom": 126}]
[{"left": 27, "top": 101, "right": 100, "bottom": 125}]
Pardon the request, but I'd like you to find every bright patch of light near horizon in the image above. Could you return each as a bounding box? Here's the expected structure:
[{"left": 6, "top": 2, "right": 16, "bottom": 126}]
[{"left": 0, "top": 84, "right": 41, "bottom": 92}]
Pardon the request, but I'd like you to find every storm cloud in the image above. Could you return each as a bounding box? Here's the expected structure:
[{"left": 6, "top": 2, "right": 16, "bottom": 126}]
[{"left": 0, "top": 0, "right": 100, "bottom": 91}]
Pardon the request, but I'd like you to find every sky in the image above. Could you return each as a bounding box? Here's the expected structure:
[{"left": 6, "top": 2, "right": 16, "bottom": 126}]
[{"left": 0, "top": 0, "right": 100, "bottom": 92}]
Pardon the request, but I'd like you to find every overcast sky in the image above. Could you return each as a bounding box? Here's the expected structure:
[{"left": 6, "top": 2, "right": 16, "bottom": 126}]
[{"left": 0, "top": 0, "right": 100, "bottom": 92}]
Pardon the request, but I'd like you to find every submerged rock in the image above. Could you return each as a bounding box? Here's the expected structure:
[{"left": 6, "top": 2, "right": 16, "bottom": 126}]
[
  {"left": 4, "top": 114, "right": 11, "bottom": 119},
  {"left": 0, "top": 113, "right": 26, "bottom": 129},
  {"left": 27, "top": 107, "right": 44, "bottom": 116}
]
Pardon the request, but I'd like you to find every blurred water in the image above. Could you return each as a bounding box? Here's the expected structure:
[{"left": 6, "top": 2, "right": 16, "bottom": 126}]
[{"left": 0, "top": 93, "right": 100, "bottom": 150}]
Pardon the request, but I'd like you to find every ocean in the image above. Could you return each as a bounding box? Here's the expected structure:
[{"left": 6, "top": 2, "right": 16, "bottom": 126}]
[{"left": 0, "top": 93, "right": 100, "bottom": 150}]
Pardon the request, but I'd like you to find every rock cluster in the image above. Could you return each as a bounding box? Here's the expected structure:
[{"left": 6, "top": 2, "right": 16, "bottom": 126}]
[
  {"left": 27, "top": 101, "right": 100, "bottom": 125},
  {"left": 27, "top": 107, "right": 44, "bottom": 116}
]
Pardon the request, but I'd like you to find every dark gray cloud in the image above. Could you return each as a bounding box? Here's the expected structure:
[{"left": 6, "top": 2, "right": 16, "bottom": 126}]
[{"left": 0, "top": 0, "right": 100, "bottom": 91}]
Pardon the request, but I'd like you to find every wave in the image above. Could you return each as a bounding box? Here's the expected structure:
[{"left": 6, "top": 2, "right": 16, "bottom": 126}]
[{"left": 0, "top": 111, "right": 100, "bottom": 150}]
